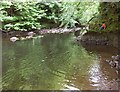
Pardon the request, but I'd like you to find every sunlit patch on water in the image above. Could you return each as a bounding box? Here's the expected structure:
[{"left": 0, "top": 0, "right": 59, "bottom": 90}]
[
  {"left": 62, "top": 84, "right": 80, "bottom": 90},
  {"left": 89, "top": 60, "right": 101, "bottom": 84}
]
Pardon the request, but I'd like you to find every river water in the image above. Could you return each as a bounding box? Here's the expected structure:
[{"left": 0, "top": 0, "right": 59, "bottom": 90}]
[{"left": 2, "top": 33, "right": 118, "bottom": 90}]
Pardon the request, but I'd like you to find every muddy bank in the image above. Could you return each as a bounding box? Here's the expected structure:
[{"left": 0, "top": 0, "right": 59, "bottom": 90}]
[{"left": 76, "top": 31, "right": 120, "bottom": 49}]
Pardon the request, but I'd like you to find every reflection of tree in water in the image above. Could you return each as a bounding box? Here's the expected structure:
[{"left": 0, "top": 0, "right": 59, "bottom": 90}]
[
  {"left": 2, "top": 40, "right": 30, "bottom": 73},
  {"left": 2, "top": 35, "right": 71, "bottom": 90},
  {"left": 63, "top": 44, "right": 97, "bottom": 89},
  {"left": 2, "top": 34, "right": 98, "bottom": 90},
  {"left": 40, "top": 34, "right": 97, "bottom": 90},
  {"left": 39, "top": 34, "right": 73, "bottom": 89},
  {"left": 85, "top": 45, "right": 118, "bottom": 80},
  {"left": 41, "top": 34, "right": 71, "bottom": 55},
  {"left": 2, "top": 40, "right": 31, "bottom": 89},
  {"left": 40, "top": 34, "right": 72, "bottom": 69}
]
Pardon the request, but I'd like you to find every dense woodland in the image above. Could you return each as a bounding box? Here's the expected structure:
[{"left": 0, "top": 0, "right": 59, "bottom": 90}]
[{"left": 0, "top": 1, "right": 120, "bottom": 32}]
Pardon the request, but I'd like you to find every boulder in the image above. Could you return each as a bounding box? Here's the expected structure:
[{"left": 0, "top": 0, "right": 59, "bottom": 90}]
[{"left": 10, "top": 37, "right": 19, "bottom": 42}]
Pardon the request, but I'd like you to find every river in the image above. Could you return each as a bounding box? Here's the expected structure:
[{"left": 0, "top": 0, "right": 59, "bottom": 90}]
[{"left": 2, "top": 33, "right": 118, "bottom": 90}]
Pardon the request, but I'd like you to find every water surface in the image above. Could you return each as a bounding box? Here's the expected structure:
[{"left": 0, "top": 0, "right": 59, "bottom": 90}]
[{"left": 2, "top": 33, "right": 118, "bottom": 90}]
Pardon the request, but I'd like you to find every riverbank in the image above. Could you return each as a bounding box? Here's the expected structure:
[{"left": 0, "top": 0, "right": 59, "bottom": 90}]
[
  {"left": 76, "top": 31, "right": 119, "bottom": 49},
  {"left": 1, "top": 28, "right": 82, "bottom": 42},
  {"left": 1, "top": 28, "right": 80, "bottom": 37},
  {"left": 1, "top": 29, "right": 119, "bottom": 50}
]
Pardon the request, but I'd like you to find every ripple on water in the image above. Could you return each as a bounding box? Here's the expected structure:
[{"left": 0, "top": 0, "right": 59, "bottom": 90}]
[{"left": 62, "top": 84, "right": 80, "bottom": 90}]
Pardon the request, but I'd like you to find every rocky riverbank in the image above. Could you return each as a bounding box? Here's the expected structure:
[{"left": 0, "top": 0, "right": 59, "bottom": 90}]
[
  {"left": 106, "top": 55, "right": 120, "bottom": 74},
  {"left": 1, "top": 28, "right": 82, "bottom": 42},
  {"left": 76, "top": 31, "right": 119, "bottom": 49},
  {"left": 1, "top": 28, "right": 81, "bottom": 36}
]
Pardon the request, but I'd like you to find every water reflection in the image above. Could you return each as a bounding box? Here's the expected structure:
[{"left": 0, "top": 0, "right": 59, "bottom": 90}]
[
  {"left": 2, "top": 33, "right": 118, "bottom": 90},
  {"left": 80, "top": 44, "right": 118, "bottom": 90}
]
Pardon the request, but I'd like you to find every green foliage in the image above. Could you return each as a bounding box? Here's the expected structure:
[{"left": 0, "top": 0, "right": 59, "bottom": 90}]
[
  {"left": 1, "top": 1, "right": 46, "bottom": 31},
  {"left": 90, "top": 2, "right": 120, "bottom": 32},
  {"left": 59, "top": 2, "right": 78, "bottom": 27},
  {"left": 59, "top": 2, "right": 99, "bottom": 28},
  {"left": 0, "top": 0, "right": 100, "bottom": 31},
  {"left": 36, "top": 2, "right": 62, "bottom": 26}
]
